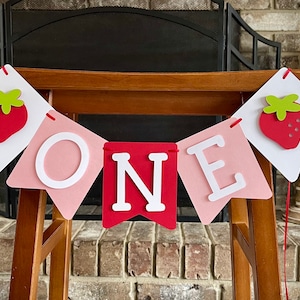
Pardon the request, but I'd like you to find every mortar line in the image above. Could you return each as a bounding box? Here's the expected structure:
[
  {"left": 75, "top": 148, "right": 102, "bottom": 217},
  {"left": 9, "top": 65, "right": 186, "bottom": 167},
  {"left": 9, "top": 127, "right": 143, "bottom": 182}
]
[
  {"left": 152, "top": 222, "right": 158, "bottom": 277},
  {"left": 179, "top": 222, "right": 185, "bottom": 279},
  {"left": 204, "top": 224, "right": 215, "bottom": 280},
  {"left": 97, "top": 221, "right": 107, "bottom": 277},
  {"left": 124, "top": 221, "right": 134, "bottom": 279}
]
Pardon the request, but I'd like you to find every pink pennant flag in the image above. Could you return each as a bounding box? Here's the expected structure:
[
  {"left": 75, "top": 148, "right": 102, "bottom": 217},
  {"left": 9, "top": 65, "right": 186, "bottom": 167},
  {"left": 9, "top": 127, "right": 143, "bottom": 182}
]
[
  {"left": 7, "top": 110, "right": 107, "bottom": 220},
  {"left": 102, "top": 142, "right": 178, "bottom": 229},
  {"left": 176, "top": 118, "right": 272, "bottom": 224}
]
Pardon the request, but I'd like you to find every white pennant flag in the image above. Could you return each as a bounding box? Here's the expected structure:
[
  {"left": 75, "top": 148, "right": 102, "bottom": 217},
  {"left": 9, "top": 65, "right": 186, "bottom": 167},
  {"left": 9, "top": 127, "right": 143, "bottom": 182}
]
[{"left": 233, "top": 67, "right": 300, "bottom": 182}]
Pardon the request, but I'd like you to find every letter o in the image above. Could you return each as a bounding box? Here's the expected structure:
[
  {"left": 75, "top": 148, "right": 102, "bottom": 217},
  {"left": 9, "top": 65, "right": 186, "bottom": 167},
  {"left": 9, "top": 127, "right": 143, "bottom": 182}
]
[{"left": 35, "top": 132, "right": 89, "bottom": 189}]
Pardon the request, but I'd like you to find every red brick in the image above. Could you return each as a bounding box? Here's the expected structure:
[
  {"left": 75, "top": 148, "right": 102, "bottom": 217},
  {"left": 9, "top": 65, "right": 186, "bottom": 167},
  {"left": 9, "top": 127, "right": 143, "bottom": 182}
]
[
  {"left": 99, "top": 221, "right": 131, "bottom": 277},
  {"left": 182, "top": 223, "right": 210, "bottom": 279},
  {"left": 0, "top": 223, "right": 16, "bottom": 273},
  {"left": 137, "top": 283, "right": 217, "bottom": 300},
  {"left": 128, "top": 221, "right": 154, "bottom": 277},
  {"left": 283, "top": 282, "right": 300, "bottom": 299},
  {"left": 220, "top": 283, "right": 233, "bottom": 300},
  {"left": 27, "top": 0, "right": 88, "bottom": 10},
  {"left": 73, "top": 221, "right": 103, "bottom": 276},
  {"left": 0, "top": 277, "right": 48, "bottom": 300},
  {"left": 156, "top": 224, "right": 181, "bottom": 278},
  {"left": 207, "top": 223, "right": 231, "bottom": 280},
  {"left": 68, "top": 279, "right": 132, "bottom": 300},
  {"left": 277, "top": 225, "right": 297, "bottom": 281}
]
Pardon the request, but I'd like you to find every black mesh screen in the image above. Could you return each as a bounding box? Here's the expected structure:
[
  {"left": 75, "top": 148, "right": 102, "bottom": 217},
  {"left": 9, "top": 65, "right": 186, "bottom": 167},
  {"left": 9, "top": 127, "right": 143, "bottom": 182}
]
[{"left": 11, "top": 9, "right": 222, "bottom": 72}]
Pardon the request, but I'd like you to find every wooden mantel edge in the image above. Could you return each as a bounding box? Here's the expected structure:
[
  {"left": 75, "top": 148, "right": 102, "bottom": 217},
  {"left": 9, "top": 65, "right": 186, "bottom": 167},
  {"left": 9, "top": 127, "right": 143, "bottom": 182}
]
[{"left": 15, "top": 67, "right": 300, "bottom": 92}]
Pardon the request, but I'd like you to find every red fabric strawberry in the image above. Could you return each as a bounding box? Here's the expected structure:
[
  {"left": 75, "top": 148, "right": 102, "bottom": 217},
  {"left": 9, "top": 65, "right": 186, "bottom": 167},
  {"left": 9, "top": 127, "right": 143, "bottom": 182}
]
[
  {"left": 0, "top": 89, "right": 28, "bottom": 142},
  {"left": 259, "top": 94, "right": 300, "bottom": 149}
]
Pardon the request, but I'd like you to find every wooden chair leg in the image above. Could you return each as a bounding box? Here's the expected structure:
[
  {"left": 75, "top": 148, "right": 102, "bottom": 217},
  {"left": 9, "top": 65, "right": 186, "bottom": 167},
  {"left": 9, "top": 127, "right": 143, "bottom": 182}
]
[
  {"left": 9, "top": 189, "right": 47, "bottom": 300},
  {"left": 248, "top": 149, "right": 281, "bottom": 299},
  {"left": 230, "top": 198, "right": 251, "bottom": 300},
  {"left": 248, "top": 197, "right": 281, "bottom": 299},
  {"left": 49, "top": 206, "right": 72, "bottom": 300},
  {"left": 9, "top": 189, "right": 72, "bottom": 300},
  {"left": 230, "top": 148, "right": 281, "bottom": 300}
]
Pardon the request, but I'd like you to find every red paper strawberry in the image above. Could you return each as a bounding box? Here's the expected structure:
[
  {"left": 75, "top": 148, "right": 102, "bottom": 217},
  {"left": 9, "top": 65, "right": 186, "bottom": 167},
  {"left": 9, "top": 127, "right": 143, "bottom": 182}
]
[
  {"left": 0, "top": 89, "right": 28, "bottom": 142},
  {"left": 259, "top": 94, "right": 300, "bottom": 149}
]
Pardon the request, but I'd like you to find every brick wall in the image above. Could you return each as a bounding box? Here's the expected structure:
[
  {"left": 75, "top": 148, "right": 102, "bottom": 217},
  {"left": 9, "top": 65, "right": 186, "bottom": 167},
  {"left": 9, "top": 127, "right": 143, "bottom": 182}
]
[
  {"left": 1, "top": 217, "right": 300, "bottom": 299},
  {"left": 234, "top": 0, "right": 300, "bottom": 69},
  {"left": 2, "top": 0, "right": 300, "bottom": 299}
]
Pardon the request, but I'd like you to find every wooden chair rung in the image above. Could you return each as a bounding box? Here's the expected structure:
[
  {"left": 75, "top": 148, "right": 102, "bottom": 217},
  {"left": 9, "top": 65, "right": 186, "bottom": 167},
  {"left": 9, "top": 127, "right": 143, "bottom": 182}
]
[
  {"left": 231, "top": 223, "right": 252, "bottom": 264},
  {"left": 41, "top": 219, "right": 65, "bottom": 262}
]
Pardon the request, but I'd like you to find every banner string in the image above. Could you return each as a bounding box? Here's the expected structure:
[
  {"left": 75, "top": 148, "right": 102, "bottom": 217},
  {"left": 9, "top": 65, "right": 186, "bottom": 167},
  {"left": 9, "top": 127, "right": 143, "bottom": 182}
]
[
  {"left": 283, "top": 180, "right": 291, "bottom": 300},
  {"left": 230, "top": 118, "right": 242, "bottom": 128},
  {"left": 283, "top": 68, "right": 291, "bottom": 79},
  {"left": 282, "top": 66, "right": 292, "bottom": 300},
  {"left": 46, "top": 112, "right": 56, "bottom": 121},
  {"left": 1, "top": 66, "right": 8, "bottom": 75}
]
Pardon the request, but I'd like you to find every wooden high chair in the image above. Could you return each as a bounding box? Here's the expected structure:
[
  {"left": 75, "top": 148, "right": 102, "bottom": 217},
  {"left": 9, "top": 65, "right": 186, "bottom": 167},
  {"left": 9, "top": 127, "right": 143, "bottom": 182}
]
[{"left": 10, "top": 68, "right": 299, "bottom": 300}]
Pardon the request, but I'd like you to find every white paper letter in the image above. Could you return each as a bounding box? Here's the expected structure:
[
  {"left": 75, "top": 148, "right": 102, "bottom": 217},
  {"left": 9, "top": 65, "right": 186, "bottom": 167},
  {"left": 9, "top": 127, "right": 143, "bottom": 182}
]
[
  {"left": 187, "top": 135, "right": 246, "bottom": 201},
  {"left": 111, "top": 152, "right": 168, "bottom": 212},
  {"left": 35, "top": 132, "right": 89, "bottom": 189}
]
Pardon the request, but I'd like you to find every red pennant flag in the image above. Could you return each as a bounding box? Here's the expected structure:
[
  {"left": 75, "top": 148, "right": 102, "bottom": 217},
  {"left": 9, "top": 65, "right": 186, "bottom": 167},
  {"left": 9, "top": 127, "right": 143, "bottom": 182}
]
[{"left": 102, "top": 142, "right": 178, "bottom": 229}]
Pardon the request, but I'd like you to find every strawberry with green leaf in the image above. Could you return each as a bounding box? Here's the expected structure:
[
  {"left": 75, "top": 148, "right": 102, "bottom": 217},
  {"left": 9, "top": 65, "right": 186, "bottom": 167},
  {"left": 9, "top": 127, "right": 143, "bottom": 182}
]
[
  {"left": 0, "top": 89, "right": 28, "bottom": 142},
  {"left": 259, "top": 94, "right": 300, "bottom": 149}
]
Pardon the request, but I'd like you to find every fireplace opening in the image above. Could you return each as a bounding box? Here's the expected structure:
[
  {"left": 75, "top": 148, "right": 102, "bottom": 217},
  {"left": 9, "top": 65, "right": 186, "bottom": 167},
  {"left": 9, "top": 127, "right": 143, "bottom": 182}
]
[{"left": 0, "top": 0, "right": 281, "bottom": 221}]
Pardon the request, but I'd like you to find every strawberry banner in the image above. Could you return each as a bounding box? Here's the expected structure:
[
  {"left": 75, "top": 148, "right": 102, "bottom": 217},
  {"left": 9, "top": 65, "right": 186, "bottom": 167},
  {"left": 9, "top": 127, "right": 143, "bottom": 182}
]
[{"left": 1, "top": 65, "right": 298, "bottom": 228}]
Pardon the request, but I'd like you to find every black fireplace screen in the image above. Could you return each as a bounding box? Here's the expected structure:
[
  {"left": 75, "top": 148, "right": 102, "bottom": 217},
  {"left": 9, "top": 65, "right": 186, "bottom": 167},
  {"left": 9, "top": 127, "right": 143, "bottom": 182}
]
[{"left": 0, "top": 0, "right": 281, "bottom": 221}]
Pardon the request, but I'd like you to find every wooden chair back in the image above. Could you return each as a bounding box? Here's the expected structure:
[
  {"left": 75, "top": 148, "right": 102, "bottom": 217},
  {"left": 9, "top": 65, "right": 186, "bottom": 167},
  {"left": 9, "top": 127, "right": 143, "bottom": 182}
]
[{"left": 10, "top": 68, "right": 297, "bottom": 299}]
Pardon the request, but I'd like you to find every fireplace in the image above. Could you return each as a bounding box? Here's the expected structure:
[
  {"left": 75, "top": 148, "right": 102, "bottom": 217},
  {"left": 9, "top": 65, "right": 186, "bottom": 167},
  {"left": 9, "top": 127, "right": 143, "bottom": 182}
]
[{"left": 0, "top": 0, "right": 281, "bottom": 221}]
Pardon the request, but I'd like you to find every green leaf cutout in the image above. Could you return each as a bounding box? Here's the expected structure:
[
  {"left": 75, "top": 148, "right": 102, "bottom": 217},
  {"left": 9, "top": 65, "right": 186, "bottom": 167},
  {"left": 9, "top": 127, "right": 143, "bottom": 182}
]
[
  {"left": 0, "top": 89, "right": 24, "bottom": 115},
  {"left": 263, "top": 94, "right": 300, "bottom": 121}
]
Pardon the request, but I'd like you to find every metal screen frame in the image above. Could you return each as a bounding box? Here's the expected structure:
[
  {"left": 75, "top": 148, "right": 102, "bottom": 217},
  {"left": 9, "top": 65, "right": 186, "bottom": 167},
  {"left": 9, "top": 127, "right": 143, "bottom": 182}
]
[{"left": 226, "top": 3, "right": 281, "bottom": 70}]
